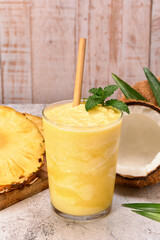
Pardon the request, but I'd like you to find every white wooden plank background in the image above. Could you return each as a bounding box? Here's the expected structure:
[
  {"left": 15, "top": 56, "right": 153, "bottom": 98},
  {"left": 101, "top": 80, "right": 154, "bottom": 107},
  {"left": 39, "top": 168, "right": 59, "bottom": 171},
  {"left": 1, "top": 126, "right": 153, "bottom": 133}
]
[
  {"left": 120, "top": 0, "right": 151, "bottom": 84},
  {"left": 0, "top": 0, "right": 159, "bottom": 103},
  {"left": 31, "top": 0, "right": 76, "bottom": 103},
  {"left": 150, "top": 0, "right": 160, "bottom": 75},
  {"left": 0, "top": 34, "right": 2, "bottom": 103},
  {"left": 81, "top": 0, "right": 113, "bottom": 98},
  {"left": 0, "top": 0, "right": 32, "bottom": 103}
]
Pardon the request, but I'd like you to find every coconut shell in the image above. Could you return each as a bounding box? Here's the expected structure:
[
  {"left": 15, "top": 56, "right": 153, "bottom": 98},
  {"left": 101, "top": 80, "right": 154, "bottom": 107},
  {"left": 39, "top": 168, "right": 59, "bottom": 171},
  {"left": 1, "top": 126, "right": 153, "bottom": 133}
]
[
  {"left": 120, "top": 76, "right": 160, "bottom": 106},
  {"left": 116, "top": 166, "right": 160, "bottom": 188}
]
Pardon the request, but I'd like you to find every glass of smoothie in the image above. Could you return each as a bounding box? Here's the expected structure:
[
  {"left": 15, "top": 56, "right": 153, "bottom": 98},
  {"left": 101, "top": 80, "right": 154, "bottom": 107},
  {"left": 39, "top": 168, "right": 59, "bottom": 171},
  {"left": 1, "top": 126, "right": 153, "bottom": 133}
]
[{"left": 42, "top": 100, "right": 122, "bottom": 221}]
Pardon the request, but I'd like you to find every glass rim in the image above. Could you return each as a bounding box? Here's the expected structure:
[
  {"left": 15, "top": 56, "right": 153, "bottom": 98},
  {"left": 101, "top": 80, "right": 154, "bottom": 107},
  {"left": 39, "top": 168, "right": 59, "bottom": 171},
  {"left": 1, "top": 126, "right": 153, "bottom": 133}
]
[{"left": 42, "top": 100, "right": 123, "bottom": 130}]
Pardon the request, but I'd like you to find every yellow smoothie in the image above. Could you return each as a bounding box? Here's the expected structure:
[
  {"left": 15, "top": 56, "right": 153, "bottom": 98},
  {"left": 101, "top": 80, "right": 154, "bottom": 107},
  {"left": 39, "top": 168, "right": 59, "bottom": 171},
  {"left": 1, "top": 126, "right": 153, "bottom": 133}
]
[{"left": 43, "top": 101, "right": 122, "bottom": 216}]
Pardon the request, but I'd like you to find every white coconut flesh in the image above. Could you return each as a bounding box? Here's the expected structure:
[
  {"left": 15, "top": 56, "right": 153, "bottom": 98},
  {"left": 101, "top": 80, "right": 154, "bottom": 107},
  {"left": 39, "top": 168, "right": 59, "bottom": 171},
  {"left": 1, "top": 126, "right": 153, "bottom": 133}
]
[{"left": 117, "top": 104, "right": 160, "bottom": 177}]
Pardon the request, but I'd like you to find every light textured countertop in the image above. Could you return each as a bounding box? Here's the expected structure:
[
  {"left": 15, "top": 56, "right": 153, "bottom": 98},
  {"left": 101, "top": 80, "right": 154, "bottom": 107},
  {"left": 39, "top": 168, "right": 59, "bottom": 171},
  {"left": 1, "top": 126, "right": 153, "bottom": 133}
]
[{"left": 0, "top": 104, "right": 160, "bottom": 240}]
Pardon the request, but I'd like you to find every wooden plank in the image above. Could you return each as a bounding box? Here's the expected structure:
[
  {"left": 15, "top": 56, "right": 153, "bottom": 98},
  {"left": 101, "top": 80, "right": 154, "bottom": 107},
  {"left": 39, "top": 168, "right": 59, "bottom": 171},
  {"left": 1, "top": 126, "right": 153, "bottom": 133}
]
[
  {"left": 150, "top": 0, "right": 160, "bottom": 75},
  {"left": 0, "top": 0, "right": 29, "bottom": 2},
  {"left": 75, "top": 0, "right": 89, "bottom": 98},
  {"left": 31, "top": 0, "right": 76, "bottom": 103},
  {"left": 106, "top": 0, "right": 123, "bottom": 99},
  {"left": 120, "top": 0, "right": 151, "bottom": 85},
  {"left": 0, "top": 163, "right": 48, "bottom": 211},
  {"left": 0, "top": 37, "right": 2, "bottom": 103},
  {"left": 76, "top": 0, "right": 113, "bottom": 98},
  {"left": 0, "top": 1, "right": 32, "bottom": 103}
]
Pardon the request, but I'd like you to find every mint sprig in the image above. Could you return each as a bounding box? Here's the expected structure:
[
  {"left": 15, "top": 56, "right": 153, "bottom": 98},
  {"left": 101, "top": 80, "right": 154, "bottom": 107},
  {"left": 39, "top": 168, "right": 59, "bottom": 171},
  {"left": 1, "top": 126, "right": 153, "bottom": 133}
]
[{"left": 85, "top": 85, "right": 130, "bottom": 114}]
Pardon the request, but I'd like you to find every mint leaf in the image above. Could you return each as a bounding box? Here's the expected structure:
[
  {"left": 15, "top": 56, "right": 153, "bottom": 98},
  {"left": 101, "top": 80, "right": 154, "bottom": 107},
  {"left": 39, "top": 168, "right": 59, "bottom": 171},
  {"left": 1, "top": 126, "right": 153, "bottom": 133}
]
[
  {"left": 89, "top": 87, "right": 103, "bottom": 95},
  {"left": 89, "top": 85, "right": 118, "bottom": 100},
  {"left": 85, "top": 95, "right": 102, "bottom": 111},
  {"left": 104, "top": 85, "right": 118, "bottom": 97},
  {"left": 99, "top": 85, "right": 119, "bottom": 103},
  {"left": 105, "top": 99, "right": 130, "bottom": 114}
]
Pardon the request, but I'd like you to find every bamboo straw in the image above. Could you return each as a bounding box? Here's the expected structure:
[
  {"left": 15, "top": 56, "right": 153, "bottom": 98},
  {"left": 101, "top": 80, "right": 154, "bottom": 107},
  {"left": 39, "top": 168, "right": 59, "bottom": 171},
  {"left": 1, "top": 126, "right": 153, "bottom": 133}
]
[{"left": 73, "top": 38, "right": 86, "bottom": 107}]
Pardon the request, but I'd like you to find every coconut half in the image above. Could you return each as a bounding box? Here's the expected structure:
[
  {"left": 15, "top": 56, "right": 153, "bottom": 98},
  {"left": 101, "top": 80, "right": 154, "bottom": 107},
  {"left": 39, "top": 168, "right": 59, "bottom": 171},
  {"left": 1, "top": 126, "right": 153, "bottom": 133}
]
[{"left": 116, "top": 101, "right": 160, "bottom": 187}]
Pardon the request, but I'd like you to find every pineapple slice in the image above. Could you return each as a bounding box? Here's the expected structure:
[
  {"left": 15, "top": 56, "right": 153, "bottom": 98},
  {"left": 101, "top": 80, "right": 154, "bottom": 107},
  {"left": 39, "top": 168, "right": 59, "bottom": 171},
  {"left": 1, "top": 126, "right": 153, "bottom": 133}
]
[
  {"left": 0, "top": 106, "right": 45, "bottom": 193},
  {"left": 24, "top": 113, "right": 44, "bottom": 137}
]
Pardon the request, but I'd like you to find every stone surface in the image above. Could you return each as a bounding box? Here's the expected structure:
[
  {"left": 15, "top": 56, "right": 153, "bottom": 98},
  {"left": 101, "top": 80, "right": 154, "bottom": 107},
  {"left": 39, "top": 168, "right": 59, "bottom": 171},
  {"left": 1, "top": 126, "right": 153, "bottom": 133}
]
[{"left": 0, "top": 104, "right": 160, "bottom": 240}]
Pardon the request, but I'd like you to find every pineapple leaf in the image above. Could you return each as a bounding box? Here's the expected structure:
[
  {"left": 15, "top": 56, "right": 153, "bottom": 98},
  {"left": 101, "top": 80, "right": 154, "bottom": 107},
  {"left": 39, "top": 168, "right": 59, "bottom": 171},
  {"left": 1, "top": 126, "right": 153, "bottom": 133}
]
[
  {"left": 122, "top": 203, "right": 160, "bottom": 213},
  {"left": 112, "top": 73, "right": 147, "bottom": 101},
  {"left": 143, "top": 67, "right": 160, "bottom": 107},
  {"left": 132, "top": 210, "right": 160, "bottom": 222}
]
